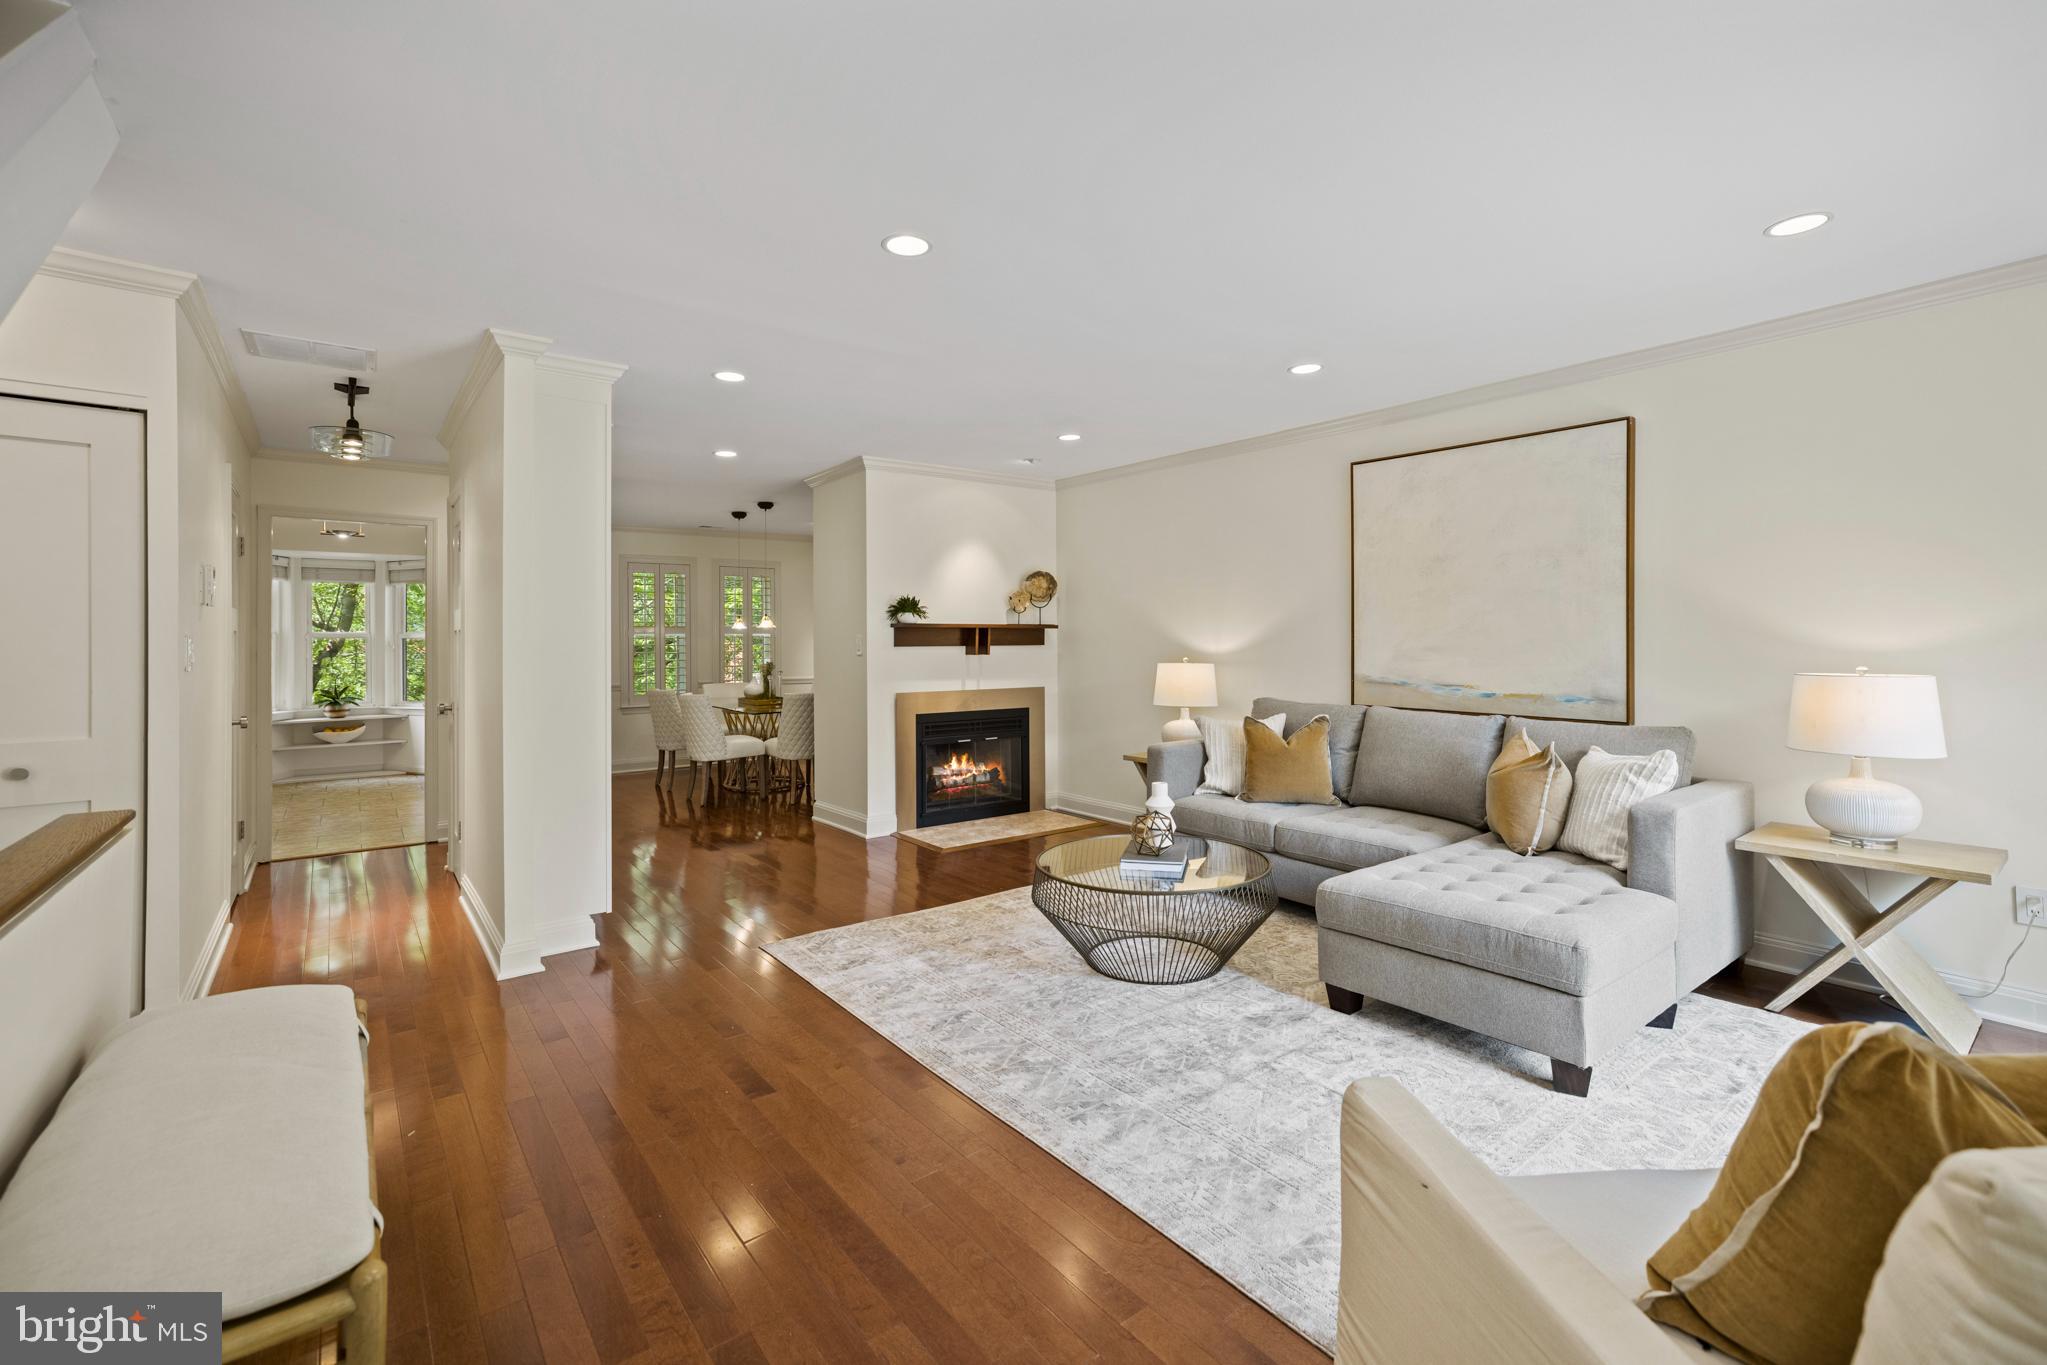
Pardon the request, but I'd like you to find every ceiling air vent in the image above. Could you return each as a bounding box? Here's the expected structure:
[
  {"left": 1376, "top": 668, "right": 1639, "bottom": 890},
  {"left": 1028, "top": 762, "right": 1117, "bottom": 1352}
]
[{"left": 241, "top": 329, "right": 377, "bottom": 371}]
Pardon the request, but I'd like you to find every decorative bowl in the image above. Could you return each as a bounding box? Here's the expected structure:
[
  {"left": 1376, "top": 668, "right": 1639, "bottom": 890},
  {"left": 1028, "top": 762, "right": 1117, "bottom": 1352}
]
[{"left": 315, "top": 725, "right": 366, "bottom": 744}]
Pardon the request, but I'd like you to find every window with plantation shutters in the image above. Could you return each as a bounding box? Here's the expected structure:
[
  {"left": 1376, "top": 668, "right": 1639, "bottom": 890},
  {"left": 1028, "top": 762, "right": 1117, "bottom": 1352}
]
[
  {"left": 623, "top": 560, "right": 688, "bottom": 706},
  {"left": 718, "top": 563, "right": 775, "bottom": 684}
]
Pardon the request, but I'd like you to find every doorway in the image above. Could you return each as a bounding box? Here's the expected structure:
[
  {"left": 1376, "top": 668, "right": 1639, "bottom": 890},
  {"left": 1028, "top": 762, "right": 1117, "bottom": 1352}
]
[{"left": 265, "top": 514, "right": 430, "bottom": 860}]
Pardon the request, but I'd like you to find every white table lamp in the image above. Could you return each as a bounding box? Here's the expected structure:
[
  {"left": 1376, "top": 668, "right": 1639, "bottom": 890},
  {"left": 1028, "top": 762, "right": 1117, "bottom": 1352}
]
[
  {"left": 1787, "top": 668, "right": 1946, "bottom": 848},
  {"left": 1154, "top": 658, "right": 1217, "bottom": 742}
]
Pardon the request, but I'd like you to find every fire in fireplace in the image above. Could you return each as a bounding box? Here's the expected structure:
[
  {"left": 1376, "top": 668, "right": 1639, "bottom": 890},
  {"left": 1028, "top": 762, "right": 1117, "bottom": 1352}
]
[{"left": 914, "top": 707, "right": 1030, "bottom": 827}]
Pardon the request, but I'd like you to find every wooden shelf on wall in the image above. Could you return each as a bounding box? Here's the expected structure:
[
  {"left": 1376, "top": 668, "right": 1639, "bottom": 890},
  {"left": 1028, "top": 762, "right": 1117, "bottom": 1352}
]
[{"left": 891, "top": 622, "right": 1057, "bottom": 656}]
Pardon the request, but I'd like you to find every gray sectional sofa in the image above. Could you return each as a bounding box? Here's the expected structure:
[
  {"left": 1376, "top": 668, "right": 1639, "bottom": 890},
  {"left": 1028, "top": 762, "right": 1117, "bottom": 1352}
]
[{"left": 1146, "top": 697, "right": 1754, "bottom": 1095}]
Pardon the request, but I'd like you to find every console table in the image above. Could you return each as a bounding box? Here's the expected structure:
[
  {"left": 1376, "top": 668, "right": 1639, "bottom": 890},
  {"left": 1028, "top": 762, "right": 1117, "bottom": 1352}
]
[{"left": 1736, "top": 821, "right": 2008, "bottom": 1053}]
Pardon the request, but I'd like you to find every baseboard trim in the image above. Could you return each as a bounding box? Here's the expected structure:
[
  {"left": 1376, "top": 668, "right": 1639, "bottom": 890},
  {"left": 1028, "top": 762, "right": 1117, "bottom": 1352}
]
[
  {"left": 498, "top": 913, "right": 599, "bottom": 979},
  {"left": 182, "top": 896, "right": 236, "bottom": 1000},
  {"left": 612, "top": 754, "right": 659, "bottom": 774},
  {"left": 454, "top": 870, "right": 513, "bottom": 978},
  {"left": 812, "top": 800, "right": 873, "bottom": 839},
  {"left": 1052, "top": 791, "right": 1142, "bottom": 826},
  {"left": 1745, "top": 930, "right": 2046, "bottom": 1035}
]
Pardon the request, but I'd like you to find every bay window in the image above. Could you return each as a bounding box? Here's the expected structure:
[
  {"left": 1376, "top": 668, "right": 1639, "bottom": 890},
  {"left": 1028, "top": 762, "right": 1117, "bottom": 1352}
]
[{"left": 270, "top": 553, "right": 428, "bottom": 710}]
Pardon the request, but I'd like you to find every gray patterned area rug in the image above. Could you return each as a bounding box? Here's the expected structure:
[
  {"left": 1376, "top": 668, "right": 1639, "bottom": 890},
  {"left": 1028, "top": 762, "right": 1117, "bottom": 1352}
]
[{"left": 764, "top": 888, "right": 1811, "bottom": 1352}]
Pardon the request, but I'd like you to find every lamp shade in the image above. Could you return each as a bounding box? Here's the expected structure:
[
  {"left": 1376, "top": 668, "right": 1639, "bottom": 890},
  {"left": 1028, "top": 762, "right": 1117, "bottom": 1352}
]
[
  {"left": 1153, "top": 659, "right": 1217, "bottom": 709},
  {"left": 1787, "top": 671, "right": 1946, "bottom": 759}
]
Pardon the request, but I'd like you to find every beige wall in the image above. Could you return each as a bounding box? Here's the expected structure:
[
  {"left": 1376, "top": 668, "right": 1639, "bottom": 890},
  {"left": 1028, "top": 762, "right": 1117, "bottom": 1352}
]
[
  {"left": 809, "top": 460, "right": 1058, "bottom": 837},
  {"left": 1057, "top": 280, "right": 2047, "bottom": 1030},
  {"left": 173, "top": 304, "right": 256, "bottom": 999},
  {"left": 443, "top": 336, "right": 620, "bottom": 977},
  {"left": 810, "top": 468, "right": 868, "bottom": 829}
]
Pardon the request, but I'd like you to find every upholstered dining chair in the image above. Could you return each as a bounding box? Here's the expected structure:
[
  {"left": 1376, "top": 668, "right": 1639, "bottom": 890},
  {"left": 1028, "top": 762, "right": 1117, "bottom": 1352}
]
[
  {"left": 675, "top": 690, "right": 766, "bottom": 802},
  {"left": 764, "top": 692, "right": 814, "bottom": 804},
  {"left": 648, "top": 690, "right": 687, "bottom": 787}
]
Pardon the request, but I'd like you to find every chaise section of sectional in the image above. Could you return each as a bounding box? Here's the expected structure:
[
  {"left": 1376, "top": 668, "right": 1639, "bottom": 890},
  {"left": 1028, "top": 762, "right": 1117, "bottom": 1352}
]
[{"left": 1316, "top": 836, "right": 1682, "bottom": 1094}]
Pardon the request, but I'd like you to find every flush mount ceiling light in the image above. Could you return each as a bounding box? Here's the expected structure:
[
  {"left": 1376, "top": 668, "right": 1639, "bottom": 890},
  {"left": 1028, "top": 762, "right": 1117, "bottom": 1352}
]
[
  {"left": 714, "top": 449, "right": 739, "bottom": 459},
  {"left": 1765, "top": 212, "right": 1831, "bottom": 237},
  {"left": 882, "top": 234, "right": 931, "bottom": 256},
  {"left": 1015, "top": 457, "right": 1041, "bottom": 465},
  {"left": 1058, "top": 433, "right": 1081, "bottom": 442},
  {"left": 713, "top": 370, "right": 746, "bottom": 383},
  {"left": 1288, "top": 362, "right": 1323, "bottom": 376},
  {"left": 309, "top": 377, "right": 392, "bottom": 462},
  {"left": 318, "top": 520, "right": 365, "bottom": 540}
]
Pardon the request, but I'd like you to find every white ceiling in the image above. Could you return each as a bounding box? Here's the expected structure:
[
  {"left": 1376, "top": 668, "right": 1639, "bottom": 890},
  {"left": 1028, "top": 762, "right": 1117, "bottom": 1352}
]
[{"left": 60, "top": 1, "right": 2047, "bottom": 533}]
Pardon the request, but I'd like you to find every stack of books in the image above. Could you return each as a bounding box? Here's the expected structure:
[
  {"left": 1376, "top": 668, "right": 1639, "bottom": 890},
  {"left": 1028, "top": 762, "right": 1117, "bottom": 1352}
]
[{"left": 1118, "top": 840, "right": 1188, "bottom": 882}]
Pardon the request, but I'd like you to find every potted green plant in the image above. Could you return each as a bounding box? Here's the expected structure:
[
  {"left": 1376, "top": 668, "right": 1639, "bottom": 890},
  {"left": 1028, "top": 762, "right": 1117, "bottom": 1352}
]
[
  {"left": 313, "top": 680, "right": 359, "bottom": 719},
  {"left": 886, "top": 594, "right": 928, "bottom": 626}
]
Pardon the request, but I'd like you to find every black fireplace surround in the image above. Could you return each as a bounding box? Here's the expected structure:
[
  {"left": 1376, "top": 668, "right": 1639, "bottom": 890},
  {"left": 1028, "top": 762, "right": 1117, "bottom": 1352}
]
[{"left": 914, "top": 707, "right": 1030, "bottom": 828}]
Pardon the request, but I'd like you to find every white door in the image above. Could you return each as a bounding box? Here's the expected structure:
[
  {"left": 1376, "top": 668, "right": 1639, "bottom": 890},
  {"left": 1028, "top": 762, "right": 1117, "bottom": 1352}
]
[
  {"left": 228, "top": 473, "right": 250, "bottom": 887},
  {"left": 0, "top": 395, "right": 145, "bottom": 864},
  {"left": 444, "top": 497, "right": 462, "bottom": 873}
]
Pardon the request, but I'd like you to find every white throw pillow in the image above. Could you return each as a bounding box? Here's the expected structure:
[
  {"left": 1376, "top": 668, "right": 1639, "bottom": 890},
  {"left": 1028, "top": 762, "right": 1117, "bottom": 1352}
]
[
  {"left": 1852, "top": 1146, "right": 2047, "bottom": 1365},
  {"left": 1556, "top": 745, "right": 1678, "bottom": 870},
  {"left": 1195, "top": 713, "right": 1286, "bottom": 796}
]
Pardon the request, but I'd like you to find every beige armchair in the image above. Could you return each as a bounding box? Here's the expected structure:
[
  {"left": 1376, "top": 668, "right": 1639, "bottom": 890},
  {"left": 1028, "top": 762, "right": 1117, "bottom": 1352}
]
[{"left": 1336, "top": 1079, "right": 1706, "bottom": 1364}]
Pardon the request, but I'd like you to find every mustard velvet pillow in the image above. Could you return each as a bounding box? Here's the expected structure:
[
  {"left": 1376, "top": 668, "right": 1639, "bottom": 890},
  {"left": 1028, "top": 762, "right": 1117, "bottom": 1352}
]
[
  {"left": 1640, "top": 1022, "right": 2044, "bottom": 1364},
  {"left": 1485, "top": 727, "right": 1573, "bottom": 854},
  {"left": 1239, "top": 714, "right": 1339, "bottom": 805}
]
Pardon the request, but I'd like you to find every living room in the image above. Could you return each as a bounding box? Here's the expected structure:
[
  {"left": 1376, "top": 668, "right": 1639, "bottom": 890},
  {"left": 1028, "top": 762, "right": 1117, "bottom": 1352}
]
[{"left": 2, "top": 3, "right": 2044, "bottom": 1363}]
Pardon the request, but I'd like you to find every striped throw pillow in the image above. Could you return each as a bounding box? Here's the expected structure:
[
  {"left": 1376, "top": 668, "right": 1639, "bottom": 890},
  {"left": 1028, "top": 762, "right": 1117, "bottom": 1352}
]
[
  {"left": 1195, "top": 713, "right": 1285, "bottom": 796},
  {"left": 1556, "top": 745, "right": 1679, "bottom": 870}
]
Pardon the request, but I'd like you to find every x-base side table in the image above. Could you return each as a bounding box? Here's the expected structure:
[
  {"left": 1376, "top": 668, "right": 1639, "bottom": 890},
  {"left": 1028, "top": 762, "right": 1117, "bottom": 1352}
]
[{"left": 1736, "top": 822, "right": 2008, "bottom": 1054}]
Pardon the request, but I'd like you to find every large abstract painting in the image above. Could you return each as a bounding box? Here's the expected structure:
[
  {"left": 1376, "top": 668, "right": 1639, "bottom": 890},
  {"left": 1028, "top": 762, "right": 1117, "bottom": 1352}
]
[{"left": 1351, "top": 417, "right": 1633, "bottom": 722}]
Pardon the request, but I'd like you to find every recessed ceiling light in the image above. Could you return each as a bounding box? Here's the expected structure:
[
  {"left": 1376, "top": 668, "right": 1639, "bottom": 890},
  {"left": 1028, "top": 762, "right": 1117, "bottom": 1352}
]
[
  {"left": 713, "top": 370, "right": 746, "bottom": 383},
  {"left": 1765, "top": 212, "right": 1830, "bottom": 237},
  {"left": 1288, "top": 362, "right": 1323, "bottom": 376},
  {"left": 1058, "top": 433, "right": 1081, "bottom": 442},
  {"left": 882, "top": 234, "right": 931, "bottom": 257},
  {"left": 1015, "top": 457, "right": 1041, "bottom": 465},
  {"left": 714, "top": 449, "right": 738, "bottom": 459}
]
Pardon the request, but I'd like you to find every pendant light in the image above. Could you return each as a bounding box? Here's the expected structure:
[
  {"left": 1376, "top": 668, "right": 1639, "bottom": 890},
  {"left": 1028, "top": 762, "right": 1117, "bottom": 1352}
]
[
  {"left": 310, "top": 377, "right": 393, "bottom": 462},
  {"left": 754, "top": 501, "right": 776, "bottom": 629}
]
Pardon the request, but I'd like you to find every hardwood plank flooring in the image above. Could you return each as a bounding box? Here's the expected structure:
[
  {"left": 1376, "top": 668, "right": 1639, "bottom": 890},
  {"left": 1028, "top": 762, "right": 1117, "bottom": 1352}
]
[{"left": 216, "top": 775, "right": 2042, "bottom": 1364}]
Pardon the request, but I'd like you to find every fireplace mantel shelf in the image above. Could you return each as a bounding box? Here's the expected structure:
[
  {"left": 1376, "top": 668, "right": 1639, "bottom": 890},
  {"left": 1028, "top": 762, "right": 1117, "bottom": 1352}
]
[{"left": 891, "top": 622, "right": 1056, "bottom": 656}]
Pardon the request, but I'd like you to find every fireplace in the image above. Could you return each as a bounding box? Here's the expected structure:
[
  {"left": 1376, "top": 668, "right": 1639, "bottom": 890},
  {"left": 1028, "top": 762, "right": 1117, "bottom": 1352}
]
[{"left": 914, "top": 707, "right": 1030, "bottom": 827}]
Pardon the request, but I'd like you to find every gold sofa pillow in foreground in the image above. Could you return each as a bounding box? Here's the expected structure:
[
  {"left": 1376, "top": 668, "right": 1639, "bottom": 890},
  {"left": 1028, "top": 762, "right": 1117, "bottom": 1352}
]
[
  {"left": 1641, "top": 1022, "right": 2043, "bottom": 1364},
  {"left": 1239, "top": 714, "right": 1339, "bottom": 805},
  {"left": 1485, "top": 726, "right": 1573, "bottom": 854}
]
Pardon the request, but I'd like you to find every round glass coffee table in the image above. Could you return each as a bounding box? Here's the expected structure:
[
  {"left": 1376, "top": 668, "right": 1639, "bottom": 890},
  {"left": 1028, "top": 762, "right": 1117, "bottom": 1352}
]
[{"left": 1032, "top": 834, "right": 1276, "bottom": 984}]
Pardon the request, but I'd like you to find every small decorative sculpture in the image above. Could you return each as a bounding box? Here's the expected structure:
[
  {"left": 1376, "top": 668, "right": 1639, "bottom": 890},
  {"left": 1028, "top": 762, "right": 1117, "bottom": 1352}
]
[
  {"left": 1130, "top": 781, "right": 1177, "bottom": 855},
  {"left": 1021, "top": 570, "right": 1057, "bottom": 623},
  {"left": 1006, "top": 587, "right": 1030, "bottom": 622}
]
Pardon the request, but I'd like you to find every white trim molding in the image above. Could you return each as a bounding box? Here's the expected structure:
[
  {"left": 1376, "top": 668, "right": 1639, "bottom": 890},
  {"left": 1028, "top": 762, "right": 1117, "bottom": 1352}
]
[
  {"left": 37, "top": 245, "right": 195, "bottom": 298},
  {"left": 181, "top": 896, "right": 236, "bottom": 1001},
  {"left": 1051, "top": 791, "right": 1143, "bottom": 827},
  {"left": 499, "top": 914, "right": 600, "bottom": 980},
  {"left": 454, "top": 870, "right": 508, "bottom": 977},
  {"left": 1059, "top": 252, "right": 2047, "bottom": 491},
  {"left": 255, "top": 447, "right": 452, "bottom": 477},
  {"left": 1745, "top": 930, "right": 2046, "bottom": 1036},
  {"left": 438, "top": 327, "right": 550, "bottom": 447},
  {"left": 812, "top": 800, "right": 873, "bottom": 839},
  {"left": 804, "top": 455, "right": 1054, "bottom": 491},
  {"left": 173, "top": 279, "right": 262, "bottom": 452}
]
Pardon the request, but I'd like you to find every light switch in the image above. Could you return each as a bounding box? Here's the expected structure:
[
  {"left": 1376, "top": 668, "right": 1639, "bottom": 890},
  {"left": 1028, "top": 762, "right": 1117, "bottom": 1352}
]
[
  {"left": 182, "top": 636, "right": 196, "bottom": 672},
  {"left": 199, "top": 563, "right": 217, "bottom": 606}
]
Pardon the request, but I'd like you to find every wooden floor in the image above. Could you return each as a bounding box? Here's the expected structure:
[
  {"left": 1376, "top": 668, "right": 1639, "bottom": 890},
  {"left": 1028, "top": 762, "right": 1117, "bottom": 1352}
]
[{"left": 217, "top": 776, "right": 2043, "bottom": 1365}]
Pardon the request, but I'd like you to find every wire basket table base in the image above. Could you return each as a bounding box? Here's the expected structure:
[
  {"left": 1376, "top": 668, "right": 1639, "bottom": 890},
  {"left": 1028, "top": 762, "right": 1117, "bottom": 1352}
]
[{"left": 1031, "top": 868, "right": 1278, "bottom": 985}]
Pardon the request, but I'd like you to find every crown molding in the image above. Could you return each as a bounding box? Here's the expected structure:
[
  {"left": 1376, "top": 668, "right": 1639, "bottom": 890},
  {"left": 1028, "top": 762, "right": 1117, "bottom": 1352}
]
[
  {"left": 173, "top": 279, "right": 262, "bottom": 453},
  {"left": 38, "top": 245, "right": 195, "bottom": 298},
  {"left": 803, "top": 454, "right": 1053, "bottom": 491},
  {"left": 1058, "top": 252, "right": 2047, "bottom": 491},
  {"left": 439, "top": 328, "right": 551, "bottom": 446},
  {"left": 535, "top": 352, "right": 628, "bottom": 383},
  {"left": 255, "top": 447, "right": 452, "bottom": 478},
  {"left": 613, "top": 522, "right": 813, "bottom": 542}
]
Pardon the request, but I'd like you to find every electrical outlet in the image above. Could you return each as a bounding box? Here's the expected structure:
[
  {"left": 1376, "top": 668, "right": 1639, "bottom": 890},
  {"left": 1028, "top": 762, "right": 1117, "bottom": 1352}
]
[{"left": 2016, "top": 887, "right": 2047, "bottom": 927}]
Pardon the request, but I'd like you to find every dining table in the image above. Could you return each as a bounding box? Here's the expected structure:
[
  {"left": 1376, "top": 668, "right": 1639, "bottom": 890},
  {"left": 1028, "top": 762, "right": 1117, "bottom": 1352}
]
[{"left": 715, "top": 697, "right": 781, "bottom": 740}]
